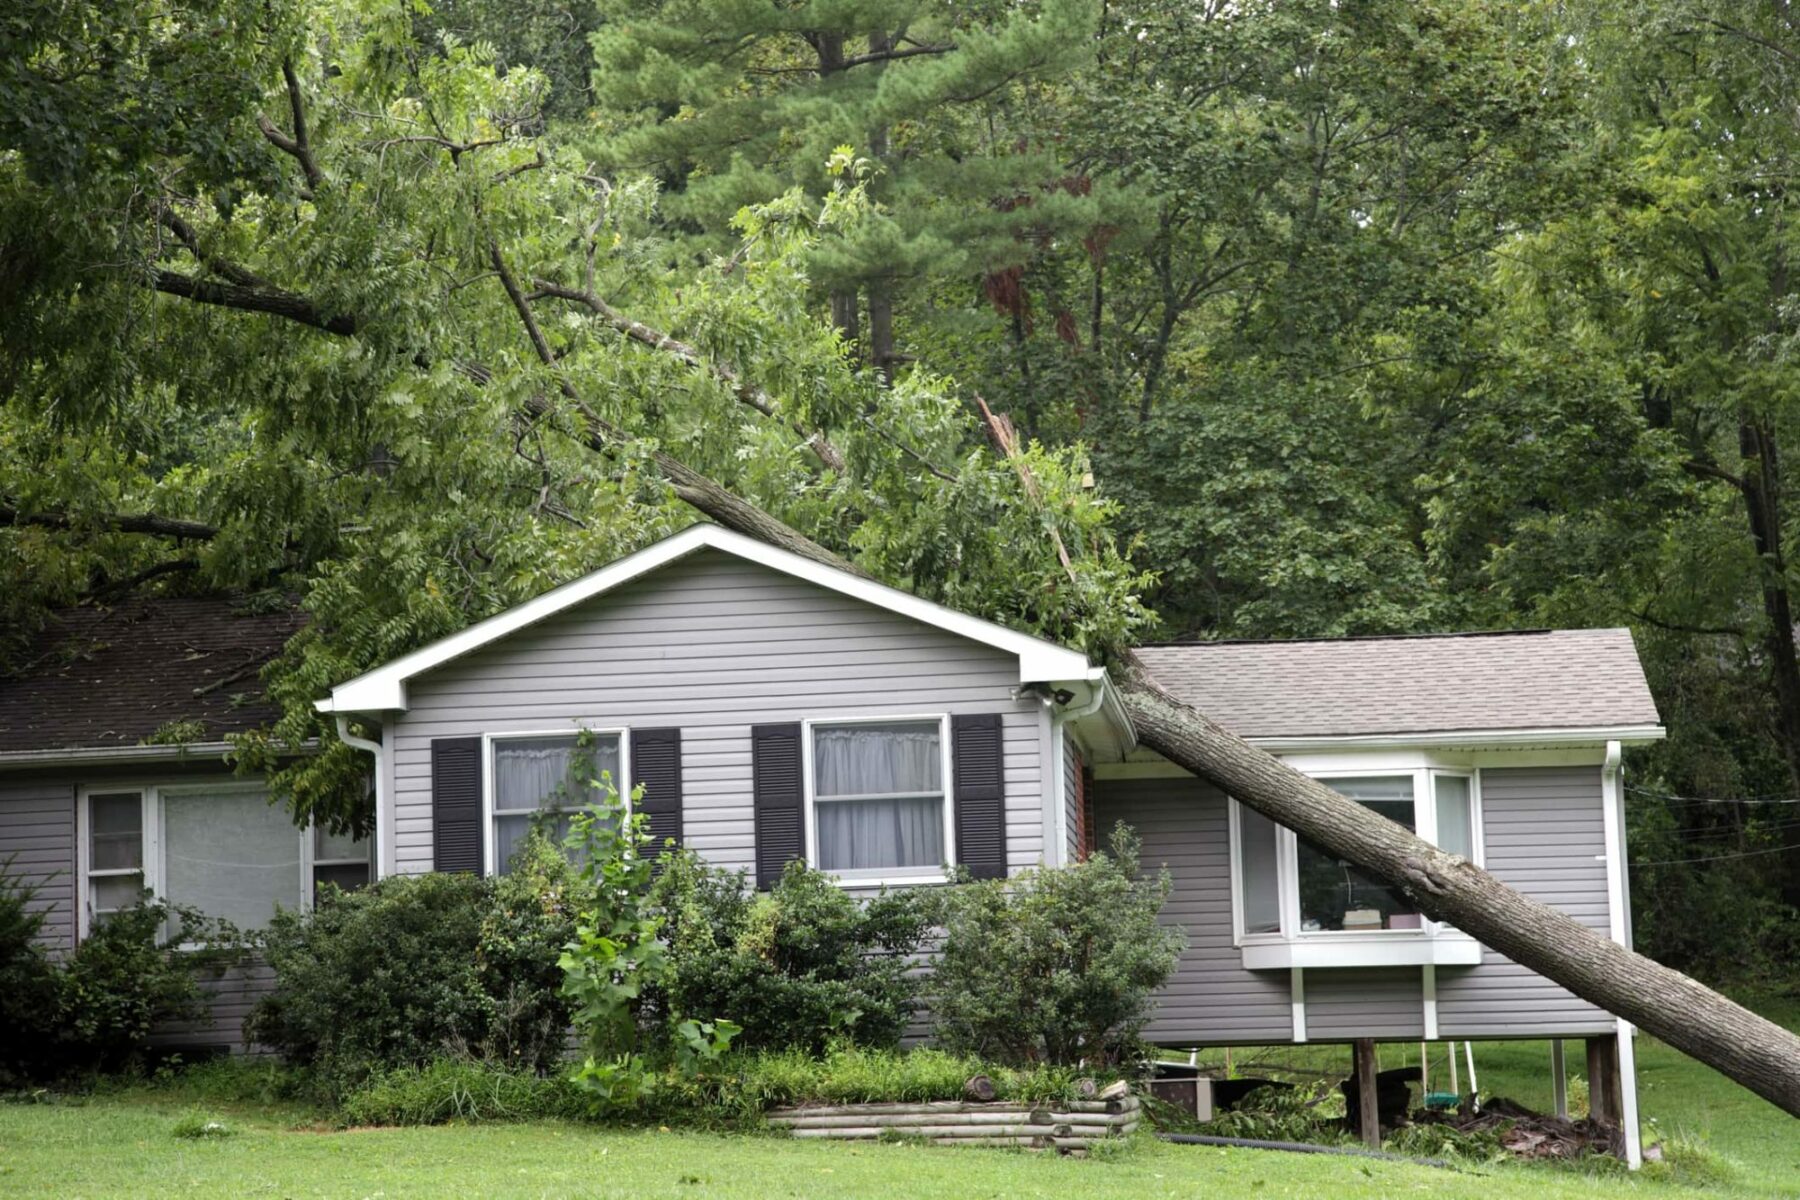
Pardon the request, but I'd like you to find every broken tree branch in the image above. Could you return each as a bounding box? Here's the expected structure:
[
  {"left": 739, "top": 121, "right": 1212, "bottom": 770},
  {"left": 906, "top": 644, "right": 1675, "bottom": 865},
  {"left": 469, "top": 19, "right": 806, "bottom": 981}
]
[
  {"left": 258, "top": 58, "right": 325, "bottom": 193},
  {"left": 0, "top": 505, "right": 219, "bottom": 540}
]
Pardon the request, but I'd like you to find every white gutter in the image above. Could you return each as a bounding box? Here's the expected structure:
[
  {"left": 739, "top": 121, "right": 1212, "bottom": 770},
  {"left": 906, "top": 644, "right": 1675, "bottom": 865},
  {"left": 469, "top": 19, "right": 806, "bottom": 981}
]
[
  {"left": 332, "top": 716, "right": 390, "bottom": 880},
  {"left": 0, "top": 740, "right": 320, "bottom": 770},
  {"left": 1228, "top": 724, "right": 1665, "bottom": 753}
]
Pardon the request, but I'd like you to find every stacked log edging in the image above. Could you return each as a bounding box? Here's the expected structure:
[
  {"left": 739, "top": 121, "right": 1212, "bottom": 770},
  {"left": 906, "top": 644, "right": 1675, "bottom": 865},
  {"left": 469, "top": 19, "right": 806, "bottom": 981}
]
[{"left": 765, "top": 1092, "right": 1140, "bottom": 1154}]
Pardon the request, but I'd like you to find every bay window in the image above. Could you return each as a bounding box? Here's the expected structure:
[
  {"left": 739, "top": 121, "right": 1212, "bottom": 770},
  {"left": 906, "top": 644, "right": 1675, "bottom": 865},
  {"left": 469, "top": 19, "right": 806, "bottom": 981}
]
[
  {"left": 806, "top": 717, "right": 951, "bottom": 882},
  {"left": 1231, "top": 767, "right": 1480, "bottom": 967},
  {"left": 488, "top": 732, "right": 622, "bottom": 875}
]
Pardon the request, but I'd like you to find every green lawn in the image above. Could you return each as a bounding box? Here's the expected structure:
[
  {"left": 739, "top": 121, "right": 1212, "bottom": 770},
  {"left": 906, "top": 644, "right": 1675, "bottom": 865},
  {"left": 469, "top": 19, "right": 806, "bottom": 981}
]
[{"left": 2, "top": 1006, "right": 1795, "bottom": 1200}]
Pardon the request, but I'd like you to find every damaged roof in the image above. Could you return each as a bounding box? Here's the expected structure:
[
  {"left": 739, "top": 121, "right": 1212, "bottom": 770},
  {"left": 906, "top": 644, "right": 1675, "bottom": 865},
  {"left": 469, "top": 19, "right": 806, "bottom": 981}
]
[
  {"left": 1133, "top": 628, "right": 1661, "bottom": 740},
  {"left": 0, "top": 596, "right": 304, "bottom": 753}
]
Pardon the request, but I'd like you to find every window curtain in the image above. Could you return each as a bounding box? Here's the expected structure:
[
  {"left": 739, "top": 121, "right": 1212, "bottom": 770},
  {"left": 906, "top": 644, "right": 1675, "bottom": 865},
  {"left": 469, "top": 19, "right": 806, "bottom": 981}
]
[
  {"left": 493, "top": 735, "right": 619, "bottom": 874},
  {"left": 162, "top": 788, "right": 298, "bottom": 931},
  {"left": 813, "top": 723, "right": 943, "bottom": 872}
]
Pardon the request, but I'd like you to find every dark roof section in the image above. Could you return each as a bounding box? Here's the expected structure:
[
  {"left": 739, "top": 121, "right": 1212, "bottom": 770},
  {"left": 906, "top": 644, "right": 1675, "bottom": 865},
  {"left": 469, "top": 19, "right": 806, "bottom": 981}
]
[
  {"left": 0, "top": 596, "right": 305, "bottom": 753},
  {"left": 1133, "top": 628, "right": 1661, "bottom": 739}
]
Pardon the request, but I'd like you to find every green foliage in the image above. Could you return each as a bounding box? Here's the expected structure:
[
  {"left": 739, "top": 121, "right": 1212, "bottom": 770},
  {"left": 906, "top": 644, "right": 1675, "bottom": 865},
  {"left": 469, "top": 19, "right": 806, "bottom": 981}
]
[
  {"left": 250, "top": 852, "right": 582, "bottom": 1098},
  {"left": 340, "top": 1057, "right": 586, "bottom": 1127},
  {"left": 170, "top": 1112, "right": 237, "bottom": 1139},
  {"left": 647, "top": 849, "right": 931, "bottom": 1055},
  {"left": 2, "top": 869, "right": 236, "bottom": 1084},
  {"left": 1198, "top": 1081, "right": 1352, "bottom": 1146},
  {"left": 925, "top": 825, "right": 1182, "bottom": 1066},
  {"left": 730, "top": 1045, "right": 1111, "bottom": 1109},
  {"left": 558, "top": 782, "right": 674, "bottom": 1105}
]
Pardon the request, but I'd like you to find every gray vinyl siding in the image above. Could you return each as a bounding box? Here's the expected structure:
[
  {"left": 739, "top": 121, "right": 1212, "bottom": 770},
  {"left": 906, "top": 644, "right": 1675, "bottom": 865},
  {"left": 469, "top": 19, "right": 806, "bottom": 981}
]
[
  {"left": 1093, "top": 777, "right": 1294, "bottom": 1044},
  {"left": 1304, "top": 968, "right": 1425, "bottom": 1040},
  {"left": 0, "top": 780, "right": 76, "bottom": 954},
  {"left": 150, "top": 961, "right": 278, "bottom": 1052},
  {"left": 388, "top": 549, "right": 1049, "bottom": 878},
  {"left": 1437, "top": 766, "right": 1613, "bottom": 1037}
]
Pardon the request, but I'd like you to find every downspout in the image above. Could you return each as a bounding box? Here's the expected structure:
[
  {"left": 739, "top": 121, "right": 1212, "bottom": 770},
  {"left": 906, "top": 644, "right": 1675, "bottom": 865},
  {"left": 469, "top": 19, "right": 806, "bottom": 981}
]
[
  {"left": 1602, "top": 739, "right": 1642, "bottom": 1169},
  {"left": 1050, "top": 677, "right": 1110, "bottom": 866},
  {"left": 333, "top": 715, "right": 389, "bottom": 880}
]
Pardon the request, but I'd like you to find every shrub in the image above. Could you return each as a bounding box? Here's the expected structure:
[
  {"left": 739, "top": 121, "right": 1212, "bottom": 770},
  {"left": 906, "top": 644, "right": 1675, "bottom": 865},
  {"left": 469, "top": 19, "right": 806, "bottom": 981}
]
[
  {"left": 3, "top": 864, "right": 231, "bottom": 1083},
  {"left": 926, "top": 824, "right": 1183, "bottom": 1066},
  {"left": 340, "top": 1057, "right": 585, "bottom": 1126},
  {"left": 730, "top": 1045, "right": 1112, "bottom": 1108},
  {"left": 647, "top": 850, "right": 931, "bottom": 1054},
  {"left": 250, "top": 834, "right": 587, "bottom": 1098}
]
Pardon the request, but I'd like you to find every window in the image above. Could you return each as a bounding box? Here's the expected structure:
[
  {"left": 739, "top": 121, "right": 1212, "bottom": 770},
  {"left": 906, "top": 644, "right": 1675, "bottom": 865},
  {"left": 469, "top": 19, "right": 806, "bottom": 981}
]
[
  {"left": 489, "top": 733, "right": 622, "bottom": 875},
  {"left": 79, "top": 785, "right": 370, "bottom": 937},
  {"left": 87, "top": 791, "right": 146, "bottom": 923},
  {"left": 808, "top": 718, "right": 950, "bottom": 880},
  {"left": 162, "top": 785, "right": 302, "bottom": 932},
  {"left": 312, "top": 824, "right": 372, "bottom": 901},
  {"left": 1233, "top": 769, "right": 1479, "bottom": 945}
]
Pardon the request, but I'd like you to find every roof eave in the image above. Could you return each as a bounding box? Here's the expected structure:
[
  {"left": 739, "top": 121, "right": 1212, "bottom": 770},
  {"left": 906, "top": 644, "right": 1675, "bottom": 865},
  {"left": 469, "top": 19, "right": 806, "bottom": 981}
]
[
  {"left": 1241, "top": 724, "right": 1667, "bottom": 752},
  {"left": 0, "top": 739, "right": 321, "bottom": 771}
]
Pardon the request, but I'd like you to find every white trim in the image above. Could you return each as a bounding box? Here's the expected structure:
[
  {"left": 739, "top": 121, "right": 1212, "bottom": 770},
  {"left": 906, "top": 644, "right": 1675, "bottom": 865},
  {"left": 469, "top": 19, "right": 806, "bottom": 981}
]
[
  {"left": 75, "top": 785, "right": 149, "bottom": 940},
  {"left": 0, "top": 740, "right": 322, "bottom": 770},
  {"left": 1243, "top": 934, "right": 1484, "bottom": 970},
  {"left": 802, "top": 713, "right": 954, "bottom": 889},
  {"left": 1616, "top": 1020, "right": 1642, "bottom": 1169},
  {"left": 1241, "top": 725, "right": 1665, "bottom": 752},
  {"left": 319, "top": 525, "right": 1094, "bottom": 713},
  {"left": 1421, "top": 965, "right": 1439, "bottom": 1041},
  {"left": 1050, "top": 717, "right": 1069, "bottom": 868},
  {"left": 481, "top": 728, "right": 630, "bottom": 877},
  {"left": 1290, "top": 967, "right": 1307, "bottom": 1043},
  {"left": 1601, "top": 741, "right": 1628, "bottom": 945}
]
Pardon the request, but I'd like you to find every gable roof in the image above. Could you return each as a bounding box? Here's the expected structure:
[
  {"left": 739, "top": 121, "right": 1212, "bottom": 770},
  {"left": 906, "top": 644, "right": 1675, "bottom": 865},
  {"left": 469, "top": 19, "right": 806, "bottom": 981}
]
[
  {"left": 0, "top": 596, "right": 304, "bottom": 754},
  {"left": 319, "top": 524, "right": 1096, "bottom": 713},
  {"left": 1134, "top": 628, "right": 1662, "bottom": 743}
]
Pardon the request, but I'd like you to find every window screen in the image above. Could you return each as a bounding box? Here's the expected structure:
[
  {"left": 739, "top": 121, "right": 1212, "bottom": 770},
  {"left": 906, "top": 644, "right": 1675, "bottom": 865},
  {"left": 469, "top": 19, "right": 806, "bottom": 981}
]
[
  {"left": 812, "top": 721, "right": 945, "bottom": 873},
  {"left": 492, "top": 734, "right": 620, "bottom": 874},
  {"left": 1434, "top": 775, "right": 1475, "bottom": 859},
  {"left": 312, "top": 824, "right": 371, "bottom": 901},
  {"left": 88, "top": 791, "right": 144, "bottom": 920},
  {"left": 162, "top": 787, "right": 300, "bottom": 931},
  {"left": 1237, "top": 805, "right": 1282, "bottom": 934}
]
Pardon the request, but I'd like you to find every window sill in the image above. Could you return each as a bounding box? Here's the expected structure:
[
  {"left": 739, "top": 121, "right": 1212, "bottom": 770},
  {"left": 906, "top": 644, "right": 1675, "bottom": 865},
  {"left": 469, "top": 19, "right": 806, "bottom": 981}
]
[
  {"left": 825, "top": 871, "right": 951, "bottom": 890},
  {"left": 1240, "top": 933, "right": 1483, "bottom": 970}
]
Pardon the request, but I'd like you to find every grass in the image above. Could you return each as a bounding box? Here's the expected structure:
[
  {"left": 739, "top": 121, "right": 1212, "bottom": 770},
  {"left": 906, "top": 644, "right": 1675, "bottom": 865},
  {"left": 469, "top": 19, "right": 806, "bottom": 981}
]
[{"left": 1, "top": 1002, "right": 1794, "bottom": 1199}]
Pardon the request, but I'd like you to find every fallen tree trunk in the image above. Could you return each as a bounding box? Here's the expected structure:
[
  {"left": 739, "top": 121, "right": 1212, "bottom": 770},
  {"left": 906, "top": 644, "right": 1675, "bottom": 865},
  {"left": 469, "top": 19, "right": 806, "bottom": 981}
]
[{"left": 1118, "top": 662, "right": 1800, "bottom": 1118}]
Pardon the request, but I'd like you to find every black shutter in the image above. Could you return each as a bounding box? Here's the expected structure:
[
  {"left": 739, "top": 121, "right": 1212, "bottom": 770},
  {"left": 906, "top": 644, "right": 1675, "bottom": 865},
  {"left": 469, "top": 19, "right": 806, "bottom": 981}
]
[
  {"left": 432, "top": 736, "right": 483, "bottom": 873},
  {"left": 752, "top": 722, "right": 805, "bottom": 889},
  {"left": 953, "top": 714, "right": 1007, "bottom": 880},
  {"left": 631, "top": 727, "right": 683, "bottom": 852}
]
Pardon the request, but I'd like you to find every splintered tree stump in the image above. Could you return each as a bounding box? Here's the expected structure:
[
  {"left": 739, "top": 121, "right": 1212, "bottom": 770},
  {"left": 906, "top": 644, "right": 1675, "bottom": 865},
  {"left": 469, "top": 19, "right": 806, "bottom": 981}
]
[{"left": 963, "top": 1075, "right": 998, "bottom": 1103}]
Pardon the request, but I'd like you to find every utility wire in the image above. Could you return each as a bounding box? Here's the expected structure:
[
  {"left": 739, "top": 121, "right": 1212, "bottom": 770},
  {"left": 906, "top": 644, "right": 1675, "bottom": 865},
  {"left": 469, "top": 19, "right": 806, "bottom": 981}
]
[
  {"left": 1626, "top": 784, "right": 1800, "bottom": 806},
  {"left": 1631, "top": 844, "right": 1794, "bottom": 867}
]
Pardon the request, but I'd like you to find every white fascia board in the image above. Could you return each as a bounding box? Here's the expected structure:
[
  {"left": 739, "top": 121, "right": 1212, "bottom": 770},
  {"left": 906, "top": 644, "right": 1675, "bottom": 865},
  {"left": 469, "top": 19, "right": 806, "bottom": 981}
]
[
  {"left": 1238, "top": 725, "right": 1666, "bottom": 752},
  {"left": 0, "top": 740, "right": 319, "bottom": 770},
  {"left": 320, "top": 524, "right": 1093, "bottom": 713}
]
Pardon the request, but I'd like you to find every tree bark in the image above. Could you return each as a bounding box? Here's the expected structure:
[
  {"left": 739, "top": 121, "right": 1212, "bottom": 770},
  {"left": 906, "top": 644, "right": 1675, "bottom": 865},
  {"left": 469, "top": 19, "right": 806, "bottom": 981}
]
[
  {"left": 0, "top": 505, "right": 219, "bottom": 540},
  {"left": 1117, "top": 662, "right": 1800, "bottom": 1118}
]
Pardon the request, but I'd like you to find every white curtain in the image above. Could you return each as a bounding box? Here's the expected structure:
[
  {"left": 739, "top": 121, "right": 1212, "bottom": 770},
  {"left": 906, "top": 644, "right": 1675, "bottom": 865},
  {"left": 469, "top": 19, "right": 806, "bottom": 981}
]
[
  {"left": 813, "top": 723, "right": 943, "bottom": 871},
  {"left": 162, "top": 788, "right": 298, "bottom": 931},
  {"left": 1434, "top": 775, "right": 1474, "bottom": 858},
  {"left": 493, "top": 735, "right": 619, "bottom": 874}
]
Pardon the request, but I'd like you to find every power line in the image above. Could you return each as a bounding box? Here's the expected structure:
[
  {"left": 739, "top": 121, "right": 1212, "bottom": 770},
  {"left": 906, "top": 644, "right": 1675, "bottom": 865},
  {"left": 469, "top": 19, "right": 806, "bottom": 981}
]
[
  {"left": 1625, "top": 784, "right": 1800, "bottom": 806},
  {"left": 1631, "top": 844, "right": 1793, "bottom": 867}
]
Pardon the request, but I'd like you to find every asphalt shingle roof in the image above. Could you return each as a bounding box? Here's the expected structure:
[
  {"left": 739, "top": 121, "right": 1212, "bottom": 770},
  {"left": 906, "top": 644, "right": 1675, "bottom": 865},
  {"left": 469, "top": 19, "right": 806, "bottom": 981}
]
[
  {"left": 0, "top": 597, "right": 304, "bottom": 753},
  {"left": 1133, "top": 628, "right": 1660, "bottom": 739}
]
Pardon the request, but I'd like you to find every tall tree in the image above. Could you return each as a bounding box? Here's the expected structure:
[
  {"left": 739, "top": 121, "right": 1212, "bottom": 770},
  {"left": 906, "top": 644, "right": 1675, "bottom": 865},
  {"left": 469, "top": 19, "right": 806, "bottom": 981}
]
[{"left": 586, "top": 0, "right": 1101, "bottom": 371}]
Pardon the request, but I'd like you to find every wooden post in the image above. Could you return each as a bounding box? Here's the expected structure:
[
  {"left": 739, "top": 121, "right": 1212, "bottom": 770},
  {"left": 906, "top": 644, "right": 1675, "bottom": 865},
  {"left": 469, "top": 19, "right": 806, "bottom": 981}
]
[
  {"left": 1552, "top": 1040, "right": 1569, "bottom": 1118},
  {"left": 1447, "top": 1039, "right": 1460, "bottom": 1096},
  {"left": 1354, "top": 1039, "right": 1381, "bottom": 1149},
  {"left": 1419, "top": 1041, "right": 1430, "bottom": 1098},
  {"left": 1587, "top": 1035, "right": 1618, "bottom": 1126}
]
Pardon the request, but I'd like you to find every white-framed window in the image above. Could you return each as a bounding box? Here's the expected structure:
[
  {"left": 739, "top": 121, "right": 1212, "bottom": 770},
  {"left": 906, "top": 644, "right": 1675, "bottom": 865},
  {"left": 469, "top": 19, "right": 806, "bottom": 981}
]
[
  {"left": 77, "top": 783, "right": 372, "bottom": 939},
  {"left": 1231, "top": 768, "right": 1480, "bottom": 944},
  {"left": 483, "top": 730, "right": 627, "bottom": 876},
  {"left": 803, "top": 714, "right": 953, "bottom": 886}
]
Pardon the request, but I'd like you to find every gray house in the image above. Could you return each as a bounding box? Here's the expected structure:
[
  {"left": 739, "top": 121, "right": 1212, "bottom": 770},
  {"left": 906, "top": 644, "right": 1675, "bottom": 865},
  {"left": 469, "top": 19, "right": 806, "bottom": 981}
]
[{"left": 2, "top": 524, "right": 1662, "bottom": 1160}]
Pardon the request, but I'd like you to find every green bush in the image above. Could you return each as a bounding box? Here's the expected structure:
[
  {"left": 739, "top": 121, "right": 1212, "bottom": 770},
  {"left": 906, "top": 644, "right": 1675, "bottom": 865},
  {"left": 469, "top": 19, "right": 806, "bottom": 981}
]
[
  {"left": 340, "top": 1057, "right": 586, "bottom": 1126},
  {"left": 647, "top": 850, "right": 931, "bottom": 1054},
  {"left": 925, "top": 825, "right": 1183, "bottom": 1065},
  {"left": 250, "top": 833, "right": 589, "bottom": 1098},
  {"left": 730, "top": 1045, "right": 1113, "bottom": 1108},
  {"left": 3, "top": 865, "right": 232, "bottom": 1083}
]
